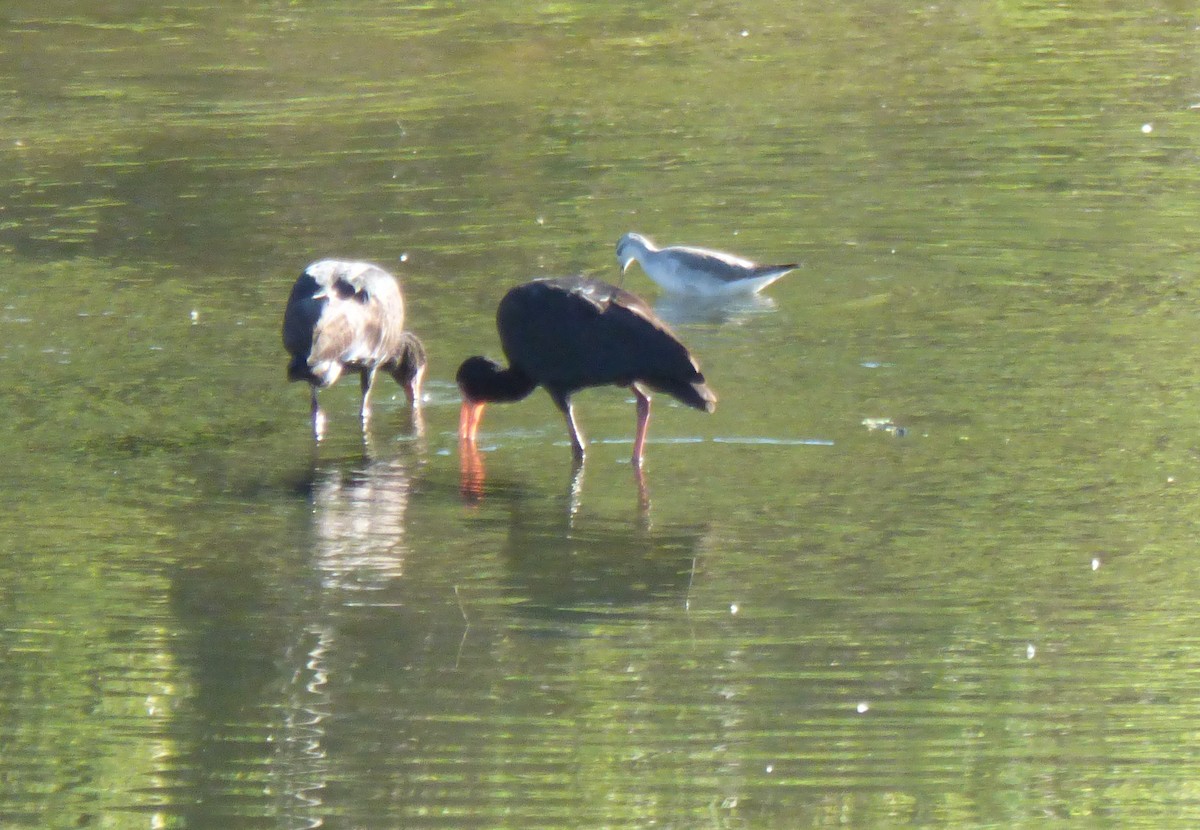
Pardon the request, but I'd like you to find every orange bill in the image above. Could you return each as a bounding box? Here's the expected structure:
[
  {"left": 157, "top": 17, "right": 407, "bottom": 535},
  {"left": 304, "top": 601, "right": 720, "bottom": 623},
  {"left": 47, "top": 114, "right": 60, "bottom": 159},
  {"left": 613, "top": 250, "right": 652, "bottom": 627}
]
[{"left": 459, "top": 400, "right": 486, "bottom": 444}]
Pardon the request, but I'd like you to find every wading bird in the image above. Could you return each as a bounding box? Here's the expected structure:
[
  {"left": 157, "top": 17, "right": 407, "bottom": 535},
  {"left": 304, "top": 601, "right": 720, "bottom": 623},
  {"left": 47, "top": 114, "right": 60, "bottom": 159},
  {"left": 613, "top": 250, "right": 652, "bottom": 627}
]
[
  {"left": 283, "top": 259, "right": 426, "bottom": 440},
  {"left": 456, "top": 276, "right": 716, "bottom": 469},
  {"left": 616, "top": 232, "right": 798, "bottom": 296}
]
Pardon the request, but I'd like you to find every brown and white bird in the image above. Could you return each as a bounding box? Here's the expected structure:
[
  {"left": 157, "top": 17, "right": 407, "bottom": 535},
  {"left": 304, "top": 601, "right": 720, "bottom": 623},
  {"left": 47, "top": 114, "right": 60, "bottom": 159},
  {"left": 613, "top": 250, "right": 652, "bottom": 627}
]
[
  {"left": 616, "top": 232, "right": 798, "bottom": 296},
  {"left": 283, "top": 259, "right": 426, "bottom": 440},
  {"left": 455, "top": 276, "right": 715, "bottom": 468}
]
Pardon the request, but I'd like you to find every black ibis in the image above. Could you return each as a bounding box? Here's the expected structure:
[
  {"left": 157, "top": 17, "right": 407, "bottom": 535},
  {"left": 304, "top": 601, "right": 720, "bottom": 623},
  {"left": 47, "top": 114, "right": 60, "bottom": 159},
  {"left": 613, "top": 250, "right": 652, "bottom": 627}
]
[{"left": 455, "top": 276, "right": 716, "bottom": 468}]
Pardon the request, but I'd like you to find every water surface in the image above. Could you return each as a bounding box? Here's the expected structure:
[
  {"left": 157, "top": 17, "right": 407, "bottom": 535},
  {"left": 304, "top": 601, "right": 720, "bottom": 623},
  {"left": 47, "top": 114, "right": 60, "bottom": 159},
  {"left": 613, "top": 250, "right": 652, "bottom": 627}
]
[{"left": 2, "top": 2, "right": 1200, "bottom": 827}]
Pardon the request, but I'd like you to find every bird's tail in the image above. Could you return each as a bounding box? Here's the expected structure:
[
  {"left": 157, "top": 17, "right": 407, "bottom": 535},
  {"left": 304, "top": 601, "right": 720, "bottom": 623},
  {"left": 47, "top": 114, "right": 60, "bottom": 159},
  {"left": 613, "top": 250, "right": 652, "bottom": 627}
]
[{"left": 650, "top": 376, "right": 717, "bottom": 413}]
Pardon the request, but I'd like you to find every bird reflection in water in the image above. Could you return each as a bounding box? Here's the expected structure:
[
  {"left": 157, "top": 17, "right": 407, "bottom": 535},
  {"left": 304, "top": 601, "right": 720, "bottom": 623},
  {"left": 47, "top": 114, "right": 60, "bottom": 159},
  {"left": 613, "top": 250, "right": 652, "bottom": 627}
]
[
  {"left": 483, "top": 474, "right": 709, "bottom": 622},
  {"left": 459, "top": 442, "right": 649, "bottom": 516},
  {"left": 458, "top": 435, "right": 487, "bottom": 505},
  {"left": 308, "top": 454, "right": 417, "bottom": 591},
  {"left": 276, "top": 437, "right": 425, "bottom": 825},
  {"left": 652, "top": 291, "right": 776, "bottom": 327}
]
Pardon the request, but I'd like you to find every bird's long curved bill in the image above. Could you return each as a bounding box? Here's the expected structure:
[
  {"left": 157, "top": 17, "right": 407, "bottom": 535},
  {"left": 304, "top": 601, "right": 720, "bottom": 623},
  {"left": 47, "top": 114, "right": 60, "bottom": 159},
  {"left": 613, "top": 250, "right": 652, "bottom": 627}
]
[{"left": 459, "top": 400, "right": 486, "bottom": 444}]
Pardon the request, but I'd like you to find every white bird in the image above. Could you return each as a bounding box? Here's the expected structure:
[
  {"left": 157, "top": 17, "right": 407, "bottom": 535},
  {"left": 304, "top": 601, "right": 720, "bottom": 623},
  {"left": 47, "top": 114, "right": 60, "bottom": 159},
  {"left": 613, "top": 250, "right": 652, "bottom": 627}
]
[
  {"left": 616, "top": 232, "right": 798, "bottom": 297},
  {"left": 283, "top": 259, "right": 426, "bottom": 441}
]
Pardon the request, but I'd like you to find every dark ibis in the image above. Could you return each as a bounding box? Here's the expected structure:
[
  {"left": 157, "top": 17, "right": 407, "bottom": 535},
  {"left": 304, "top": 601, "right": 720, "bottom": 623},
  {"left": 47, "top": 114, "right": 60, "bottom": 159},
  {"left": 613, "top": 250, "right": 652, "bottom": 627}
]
[
  {"left": 616, "top": 231, "right": 798, "bottom": 296},
  {"left": 455, "top": 276, "right": 716, "bottom": 468},
  {"left": 283, "top": 259, "right": 426, "bottom": 440}
]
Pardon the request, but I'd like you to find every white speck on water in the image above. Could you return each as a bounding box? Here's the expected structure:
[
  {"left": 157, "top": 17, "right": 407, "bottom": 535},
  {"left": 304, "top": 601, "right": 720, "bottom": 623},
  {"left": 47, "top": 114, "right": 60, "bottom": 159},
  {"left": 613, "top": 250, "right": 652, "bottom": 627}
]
[
  {"left": 856, "top": 701, "right": 870, "bottom": 714},
  {"left": 1026, "top": 644, "right": 1036, "bottom": 660},
  {"left": 1141, "top": 123, "right": 1153, "bottom": 134}
]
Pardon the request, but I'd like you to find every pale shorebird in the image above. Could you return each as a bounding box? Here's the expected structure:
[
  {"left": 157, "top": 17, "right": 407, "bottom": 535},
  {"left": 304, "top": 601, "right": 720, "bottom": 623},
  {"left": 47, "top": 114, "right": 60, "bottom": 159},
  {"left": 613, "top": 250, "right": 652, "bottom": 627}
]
[
  {"left": 283, "top": 259, "right": 426, "bottom": 440},
  {"left": 616, "top": 232, "right": 798, "bottom": 297}
]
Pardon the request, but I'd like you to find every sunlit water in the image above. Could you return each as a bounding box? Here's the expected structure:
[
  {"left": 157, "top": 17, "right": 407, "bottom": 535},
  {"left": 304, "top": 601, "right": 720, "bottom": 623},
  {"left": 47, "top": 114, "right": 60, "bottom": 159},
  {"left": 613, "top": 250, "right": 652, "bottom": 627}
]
[{"left": 2, "top": 2, "right": 1200, "bottom": 828}]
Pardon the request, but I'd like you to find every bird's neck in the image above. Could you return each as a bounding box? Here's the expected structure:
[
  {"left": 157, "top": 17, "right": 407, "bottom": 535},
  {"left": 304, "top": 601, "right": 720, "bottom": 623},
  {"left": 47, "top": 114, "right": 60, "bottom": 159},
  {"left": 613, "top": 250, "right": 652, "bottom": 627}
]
[
  {"left": 486, "top": 366, "right": 538, "bottom": 403},
  {"left": 635, "top": 238, "right": 658, "bottom": 257}
]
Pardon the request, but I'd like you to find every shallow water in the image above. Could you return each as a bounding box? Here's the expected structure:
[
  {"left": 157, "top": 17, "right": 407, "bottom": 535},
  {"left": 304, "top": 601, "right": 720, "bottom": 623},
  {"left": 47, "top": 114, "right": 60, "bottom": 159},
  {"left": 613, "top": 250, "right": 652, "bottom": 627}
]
[{"left": 3, "top": 2, "right": 1200, "bottom": 828}]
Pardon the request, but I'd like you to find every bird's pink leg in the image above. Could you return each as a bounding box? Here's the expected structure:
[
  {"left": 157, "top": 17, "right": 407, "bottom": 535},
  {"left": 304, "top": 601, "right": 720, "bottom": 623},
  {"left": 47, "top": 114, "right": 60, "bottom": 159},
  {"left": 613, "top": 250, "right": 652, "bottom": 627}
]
[{"left": 632, "top": 386, "right": 651, "bottom": 468}]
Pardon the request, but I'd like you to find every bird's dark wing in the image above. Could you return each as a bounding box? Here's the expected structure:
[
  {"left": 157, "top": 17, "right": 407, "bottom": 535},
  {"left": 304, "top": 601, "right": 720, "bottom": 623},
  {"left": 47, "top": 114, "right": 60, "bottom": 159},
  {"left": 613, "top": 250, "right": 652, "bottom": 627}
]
[
  {"left": 498, "top": 278, "right": 712, "bottom": 406},
  {"left": 282, "top": 272, "right": 323, "bottom": 360}
]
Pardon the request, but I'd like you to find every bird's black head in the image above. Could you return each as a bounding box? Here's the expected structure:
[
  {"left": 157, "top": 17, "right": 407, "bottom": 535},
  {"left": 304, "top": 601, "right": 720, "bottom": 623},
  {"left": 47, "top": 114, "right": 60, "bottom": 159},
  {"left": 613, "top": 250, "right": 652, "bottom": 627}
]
[
  {"left": 455, "top": 356, "right": 535, "bottom": 404},
  {"left": 456, "top": 356, "right": 536, "bottom": 446}
]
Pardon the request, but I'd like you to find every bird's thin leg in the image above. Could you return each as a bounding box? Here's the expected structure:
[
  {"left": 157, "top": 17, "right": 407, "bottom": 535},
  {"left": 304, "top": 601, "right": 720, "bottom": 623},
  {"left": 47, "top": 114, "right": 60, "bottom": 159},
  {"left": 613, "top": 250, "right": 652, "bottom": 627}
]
[
  {"left": 311, "top": 387, "right": 326, "bottom": 442},
  {"left": 405, "top": 362, "right": 426, "bottom": 407},
  {"left": 550, "top": 390, "right": 585, "bottom": 461},
  {"left": 631, "top": 385, "right": 652, "bottom": 468},
  {"left": 359, "top": 368, "right": 377, "bottom": 431}
]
